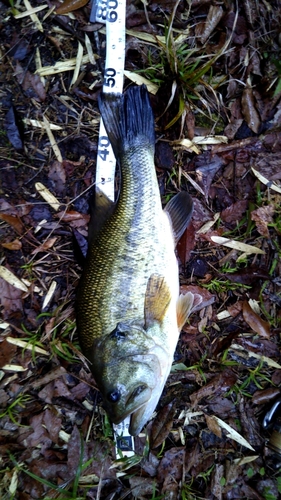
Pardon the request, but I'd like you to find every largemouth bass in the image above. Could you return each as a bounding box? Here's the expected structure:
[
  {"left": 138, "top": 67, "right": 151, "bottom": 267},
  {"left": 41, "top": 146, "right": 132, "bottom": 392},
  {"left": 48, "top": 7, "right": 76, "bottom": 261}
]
[{"left": 76, "top": 85, "right": 193, "bottom": 436}]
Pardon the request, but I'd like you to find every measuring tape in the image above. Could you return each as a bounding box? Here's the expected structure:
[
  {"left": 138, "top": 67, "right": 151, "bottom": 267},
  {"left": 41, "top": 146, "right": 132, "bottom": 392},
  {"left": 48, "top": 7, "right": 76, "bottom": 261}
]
[
  {"left": 90, "top": 0, "right": 135, "bottom": 458},
  {"left": 91, "top": 0, "right": 126, "bottom": 202}
]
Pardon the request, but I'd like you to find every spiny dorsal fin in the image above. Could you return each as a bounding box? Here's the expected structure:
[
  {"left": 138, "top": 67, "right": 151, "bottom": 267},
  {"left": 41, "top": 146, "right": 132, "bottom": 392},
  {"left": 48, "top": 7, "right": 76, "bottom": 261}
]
[
  {"left": 164, "top": 191, "right": 193, "bottom": 245},
  {"left": 88, "top": 186, "right": 115, "bottom": 245},
  {"left": 145, "top": 274, "right": 172, "bottom": 327},
  {"left": 176, "top": 292, "right": 195, "bottom": 331}
]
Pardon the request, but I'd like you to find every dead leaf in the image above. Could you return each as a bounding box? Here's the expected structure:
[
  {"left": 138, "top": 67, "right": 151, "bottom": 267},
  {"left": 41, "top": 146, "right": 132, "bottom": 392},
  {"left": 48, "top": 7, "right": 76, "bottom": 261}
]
[
  {"left": 0, "top": 339, "right": 17, "bottom": 368},
  {"left": 221, "top": 200, "right": 248, "bottom": 223},
  {"left": 48, "top": 161, "right": 66, "bottom": 194},
  {"left": 157, "top": 447, "right": 185, "bottom": 497},
  {"left": 190, "top": 370, "right": 237, "bottom": 407},
  {"left": 195, "top": 154, "right": 224, "bottom": 198},
  {"left": 55, "top": 210, "right": 89, "bottom": 222},
  {"left": 177, "top": 222, "right": 196, "bottom": 266},
  {"left": 150, "top": 401, "right": 176, "bottom": 449},
  {"left": 241, "top": 84, "right": 261, "bottom": 134},
  {"left": 0, "top": 273, "right": 25, "bottom": 319},
  {"left": 31, "top": 237, "right": 57, "bottom": 254},
  {"left": 43, "top": 408, "right": 62, "bottom": 444},
  {"left": 4, "top": 107, "right": 23, "bottom": 150},
  {"left": 14, "top": 61, "right": 46, "bottom": 101},
  {"left": 200, "top": 5, "right": 224, "bottom": 44},
  {"left": 1, "top": 239, "right": 22, "bottom": 250},
  {"left": 251, "top": 205, "right": 275, "bottom": 237},
  {"left": 205, "top": 414, "right": 222, "bottom": 438},
  {"left": 129, "top": 477, "right": 157, "bottom": 498},
  {"left": 252, "top": 387, "right": 281, "bottom": 405},
  {"left": 242, "top": 300, "right": 271, "bottom": 338}
]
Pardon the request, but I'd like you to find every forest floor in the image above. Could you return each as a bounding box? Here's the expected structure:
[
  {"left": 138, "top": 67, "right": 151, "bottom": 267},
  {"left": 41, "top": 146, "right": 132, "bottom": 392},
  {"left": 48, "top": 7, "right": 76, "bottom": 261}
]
[{"left": 0, "top": 0, "right": 281, "bottom": 499}]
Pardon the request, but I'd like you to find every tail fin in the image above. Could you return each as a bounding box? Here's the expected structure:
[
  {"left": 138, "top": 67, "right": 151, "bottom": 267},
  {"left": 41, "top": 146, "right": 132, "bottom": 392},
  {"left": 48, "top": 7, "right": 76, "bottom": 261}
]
[{"left": 98, "top": 85, "right": 155, "bottom": 158}]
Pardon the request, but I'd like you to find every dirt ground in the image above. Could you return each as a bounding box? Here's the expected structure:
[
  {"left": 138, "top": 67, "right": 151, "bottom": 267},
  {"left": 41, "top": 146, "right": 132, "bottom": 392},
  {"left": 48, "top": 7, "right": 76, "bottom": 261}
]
[{"left": 0, "top": 0, "right": 281, "bottom": 499}]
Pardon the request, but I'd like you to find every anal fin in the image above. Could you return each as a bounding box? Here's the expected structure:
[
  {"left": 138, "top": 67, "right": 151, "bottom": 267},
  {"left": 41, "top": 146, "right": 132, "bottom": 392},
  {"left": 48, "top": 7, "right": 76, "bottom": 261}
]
[{"left": 145, "top": 274, "right": 172, "bottom": 327}]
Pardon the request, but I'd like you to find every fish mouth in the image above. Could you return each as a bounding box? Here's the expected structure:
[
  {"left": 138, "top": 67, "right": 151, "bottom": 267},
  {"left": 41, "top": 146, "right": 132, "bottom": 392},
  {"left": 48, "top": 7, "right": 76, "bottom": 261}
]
[{"left": 106, "top": 384, "right": 152, "bottom": 425}]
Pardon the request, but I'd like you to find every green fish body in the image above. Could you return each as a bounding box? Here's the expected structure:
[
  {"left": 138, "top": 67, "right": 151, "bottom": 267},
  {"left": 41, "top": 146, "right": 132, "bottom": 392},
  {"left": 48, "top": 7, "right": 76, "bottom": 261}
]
[{"left": 76, "top": 86, "right": 193, "bottom": 435}]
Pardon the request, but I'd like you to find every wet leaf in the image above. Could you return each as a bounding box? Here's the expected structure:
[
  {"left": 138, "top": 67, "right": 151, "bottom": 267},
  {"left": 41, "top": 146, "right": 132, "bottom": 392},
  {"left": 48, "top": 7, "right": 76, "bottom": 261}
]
[
  {"left": 1, "top": 239, "right": 22, "bottom": 250},
  {"left": 221, "top": 200, "right": 248, "bottom": 223},
  {"left": 55, "top": 210, "right": 89, "bottom": 222},
  {"left": 200, "top": 6, "right": 224, "bottom": 44},
  {"left": 150, "top": 400, "right": 176, "bottom": 449},
  {"left": 241, "top": 84, "right": 261, "bottom": 134},
  {"left": 224, "top": 265, "right": 270, "bottom": 285},
  {"left": 157, "top": 447, "right": 185, "bottom": 496},
  {"left": 195, "top": 154, "right": 224, "bottom": 198},
  {"left": 190, "top": 370, "right": 237, "bottom": 407},
  {"left": 4, "top": 107, "right": 23, "bottom": 150},
  {"left": 252, "top": 387, "right": 281, "bottom": 405},
  {"left": 129, "top": 477, "right": 157, "bottom": 498},
  {"left": 0, "top": 213, "right": 24, "bottom": 234},
  {"left": 56, "top": 0, "right": 89, "bottom": 15},
  {"left": 242, "top": 300, "right": 271, "bottom": 338},
  {"left": 205, "top": 414, "right": 222, "bottom": 438},
  {"left": 31, "top": 237, "right": 57, "bottom": 255},
  {"left": 0, "top": 339, "right": 17, "bottom": 368},
  {"left": 177, "top": 222, "right": 195, "bottom": 266},
  {"left": 251, "top": 205, "right": 275, "bottom": 237}
]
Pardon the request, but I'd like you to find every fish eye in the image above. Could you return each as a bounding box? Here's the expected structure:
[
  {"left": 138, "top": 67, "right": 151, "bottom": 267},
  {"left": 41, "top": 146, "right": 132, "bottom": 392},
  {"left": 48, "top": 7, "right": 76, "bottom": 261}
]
[{"left": 107, "top": 389, "right": 121, "bottom": 403}]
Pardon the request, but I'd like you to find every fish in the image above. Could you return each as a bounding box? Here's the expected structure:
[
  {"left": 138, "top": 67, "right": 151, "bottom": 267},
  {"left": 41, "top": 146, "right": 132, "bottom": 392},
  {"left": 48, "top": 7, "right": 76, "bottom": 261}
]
[{"left": 76, "top": 85, "right": 194, "bottom": 436}]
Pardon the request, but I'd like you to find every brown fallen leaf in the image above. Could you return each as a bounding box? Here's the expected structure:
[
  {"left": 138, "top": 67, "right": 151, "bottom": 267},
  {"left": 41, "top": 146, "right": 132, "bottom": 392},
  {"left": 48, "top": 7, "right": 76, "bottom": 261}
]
[
  {"left": 1, "top": 239, "right": 22, "bottom": 250},
  {"left": 221, "top": 200, "right": 248, "bottom": 223},
  {"left": 242, "top": 300, "right": 271, "bottom": 339},
  {"left": 31, "top": 237, "right": 57, "bottom": 254},
  {"left": 0, "top": 274, "right": 24, "bottom": 319},
  {"left": 205, "top": 414, "right": 222, "bottom": 438},
  {"left": 157, "top": 447, "right": 185, "bottom": 497},
  {"left": 252, "top": 387, "right": 281, "bottom": 405},
  {"left": 200, "top": 5, "right": 224, "bottom": 44},
  {"left": 55, "top": 210, "right": 90, "bottom": 223},
  {"left": 241, "top": 83, "right": 261, "bottom": 134},
  {"left": 190, "top": 369, "right": 237, "bottom": 407},
  {"left": 251, "top": 205, "right": 275, "bottom": 238},
  {"left": 177, "top": 222, "right": 196, "bottom": 266},
  {"left": 150, "top": 400, "right": 176, "bottom": 449},
  {"left": 0, "top": 339, "right": 17, "bottom": 368},
  {"left": 0, "top": 213, "right": 24, "bottom": 234}
]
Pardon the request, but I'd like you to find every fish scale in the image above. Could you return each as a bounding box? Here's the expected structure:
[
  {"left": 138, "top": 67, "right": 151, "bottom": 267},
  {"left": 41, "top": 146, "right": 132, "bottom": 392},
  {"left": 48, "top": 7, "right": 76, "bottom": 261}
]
[{"left": 77, "top": 144, "right": 168, "bottom": 345}]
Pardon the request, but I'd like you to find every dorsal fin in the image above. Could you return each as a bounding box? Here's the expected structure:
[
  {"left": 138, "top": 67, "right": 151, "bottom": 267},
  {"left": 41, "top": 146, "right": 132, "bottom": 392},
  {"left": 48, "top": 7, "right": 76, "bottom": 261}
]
[{"left": 164, "top": 191, "right": 193, "bottom": 245}]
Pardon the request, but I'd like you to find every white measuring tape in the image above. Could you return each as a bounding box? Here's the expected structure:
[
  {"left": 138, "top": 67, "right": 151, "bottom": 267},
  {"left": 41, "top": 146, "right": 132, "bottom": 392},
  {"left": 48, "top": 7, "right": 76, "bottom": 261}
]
[
  {"left": 91, "top": 0, "right": 135, "bottom": 458},
  {"left": 91, "top": 0, "right": 126, "bottom": 202}
]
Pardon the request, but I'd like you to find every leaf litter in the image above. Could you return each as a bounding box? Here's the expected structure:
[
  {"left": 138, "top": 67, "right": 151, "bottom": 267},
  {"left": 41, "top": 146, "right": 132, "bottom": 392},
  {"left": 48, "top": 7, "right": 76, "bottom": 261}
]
[{"left": 0, "top": 0, "right": 281, "bottom": 499}]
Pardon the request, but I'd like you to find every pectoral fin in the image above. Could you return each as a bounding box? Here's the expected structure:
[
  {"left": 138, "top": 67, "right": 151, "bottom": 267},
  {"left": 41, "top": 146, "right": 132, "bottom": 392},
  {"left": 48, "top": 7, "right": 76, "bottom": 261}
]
[
  {"left": 145, "top": 274, "right": 172, "bottom": 327},
  {"left": 176, "top": 292, "right": 195, "bottom": 331},
  {"left": 164, "top": 191, "right": 193, "bottom": 245},
  {"left": 88, "top": 186, "right": 115, "bottom": 245}
]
